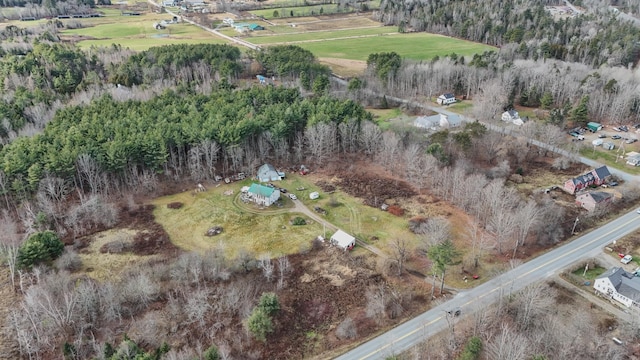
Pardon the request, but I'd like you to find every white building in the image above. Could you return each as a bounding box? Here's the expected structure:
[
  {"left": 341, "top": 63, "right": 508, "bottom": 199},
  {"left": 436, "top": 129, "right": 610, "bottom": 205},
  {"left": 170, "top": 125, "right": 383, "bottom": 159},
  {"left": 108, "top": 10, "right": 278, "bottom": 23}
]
[
  {"left": 436, "top": 93, "right": 456, "bottom": 105},
  {"left": 594, "top": 267, "right": 640, "bottom": 308},
  {"left": 330, "top": 230, "right": 355, "bottom": 250},
  {"left": 248, "top": 183, "right": 280, "bottom": 206}
]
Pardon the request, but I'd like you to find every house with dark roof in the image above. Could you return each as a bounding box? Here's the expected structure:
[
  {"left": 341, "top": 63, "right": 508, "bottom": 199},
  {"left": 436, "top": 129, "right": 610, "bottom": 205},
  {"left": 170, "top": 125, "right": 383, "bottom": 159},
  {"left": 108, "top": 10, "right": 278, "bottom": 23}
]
[
  {"left": 575, "top": 191, "right": 613, "bottom": 211},
  {"left": 563, "top": 166, "right": 611, "bottom": 194},
  {"left": 248, "top": 183, "right": 280, "bottom": 206},
  {"left": 257, "top": 164, "right": 282, "bottom": 182},
  {"left": 594, "top": 267, "right": 640, "bottom": 307},
  {"left": 436, "top": 93, "right": 456, "bottom": 105}
]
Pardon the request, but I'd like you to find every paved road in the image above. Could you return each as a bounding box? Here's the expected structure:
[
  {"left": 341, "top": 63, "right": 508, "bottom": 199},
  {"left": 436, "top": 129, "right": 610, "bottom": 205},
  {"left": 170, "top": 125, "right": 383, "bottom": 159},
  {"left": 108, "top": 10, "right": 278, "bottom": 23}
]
[{"left": 336, "top": 209, "right": 640, "bottom": 359}]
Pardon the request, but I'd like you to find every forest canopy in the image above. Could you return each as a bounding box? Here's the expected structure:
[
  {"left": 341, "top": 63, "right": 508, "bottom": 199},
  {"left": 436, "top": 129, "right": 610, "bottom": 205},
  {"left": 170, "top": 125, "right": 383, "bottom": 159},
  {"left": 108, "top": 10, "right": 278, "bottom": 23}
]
[{"left": 0, "top": 86, "right": 370, "bottom": 193}]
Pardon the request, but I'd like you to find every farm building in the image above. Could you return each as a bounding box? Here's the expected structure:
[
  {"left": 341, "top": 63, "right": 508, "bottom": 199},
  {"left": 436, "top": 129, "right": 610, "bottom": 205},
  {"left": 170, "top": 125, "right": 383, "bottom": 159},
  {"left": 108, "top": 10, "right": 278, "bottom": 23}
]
[
  {"left": 436, "top": 93, "right": 456, "bottom": 105},
  {"left": 587, "top": 122, "right": 603, "bottom": 132},
  {"left": 594, "top": 267, "right": 640, "bottom": 308},
  {"left": 501, "top": 110, "right": 524, "bottom": 126},
  {"left": 330, "top": 230, "right": 355, "bottom": 250},
  {"left": 575, "top": 191, "right": 613, "bottom": 211},
  {"left": 257, "top": 163, "right": 282, "bottom": 182},
  {"left": 563, "top": 166, "right": 611, "bottom": 194},
  {"left": 248, "top": 183, "right": 280, "bottom": 206}
]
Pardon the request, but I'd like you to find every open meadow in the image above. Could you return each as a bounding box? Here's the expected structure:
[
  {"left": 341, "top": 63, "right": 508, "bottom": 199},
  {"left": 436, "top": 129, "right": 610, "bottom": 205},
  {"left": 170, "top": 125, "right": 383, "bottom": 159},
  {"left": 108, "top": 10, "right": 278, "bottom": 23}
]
[{"left": 60, "top": 9, "right": 225, "bottom": 50}]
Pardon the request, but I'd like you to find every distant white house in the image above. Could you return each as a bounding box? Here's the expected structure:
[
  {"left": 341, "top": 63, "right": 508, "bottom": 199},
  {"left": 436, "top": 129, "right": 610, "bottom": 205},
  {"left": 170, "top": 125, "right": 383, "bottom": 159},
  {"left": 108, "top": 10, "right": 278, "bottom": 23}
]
[
  {"left": 436, "top": 93, "right": 456, "bottom": 105},
  {"left": 330, "top": 230, "right": 355, "bottom": 250},
  {"left": 257, "top": 163, "right": 282, "bottom": 182},
  {"left": 594, "top": 267, "right": 640, "bottom": 308},
  {"left": 248, "top": 183, "right": 280, "bottom": 206},
  {"left": 501, "top": 110, "right": 523, "bottom": 125}
]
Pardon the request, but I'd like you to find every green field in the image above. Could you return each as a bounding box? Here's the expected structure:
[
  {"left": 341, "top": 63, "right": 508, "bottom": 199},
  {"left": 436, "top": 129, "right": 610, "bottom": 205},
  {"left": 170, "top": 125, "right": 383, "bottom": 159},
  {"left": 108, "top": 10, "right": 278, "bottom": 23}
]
[
  {"left": 247, "top": 26, "right": 395, "bottom": 44},
  {"left": 250, "top": 4, "right": 347, "bottom": 19},
  {"left": 259, "top": 32, "right": 495, "bottom": 61},
  {"left": 60, "top": 11, "right": 225, "bottom": 50},
  {"left": 579, "top": 147, "right": 640, "bottom": 176},
  {"left": 152, "top": 173, "right": 419, "bottom": 259}
]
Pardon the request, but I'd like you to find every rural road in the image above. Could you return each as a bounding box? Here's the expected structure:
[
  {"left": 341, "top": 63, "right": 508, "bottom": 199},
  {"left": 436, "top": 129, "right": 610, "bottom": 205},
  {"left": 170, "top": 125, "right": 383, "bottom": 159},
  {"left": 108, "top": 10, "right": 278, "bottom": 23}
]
[{"left": 336, "top": 208, "right": 640, "bottom": 360}]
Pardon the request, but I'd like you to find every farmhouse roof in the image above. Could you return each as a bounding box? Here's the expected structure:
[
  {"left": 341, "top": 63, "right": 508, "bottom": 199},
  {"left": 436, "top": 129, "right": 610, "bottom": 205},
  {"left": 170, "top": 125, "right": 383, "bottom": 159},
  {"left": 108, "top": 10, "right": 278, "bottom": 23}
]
[
  {"left": 593, "top": 166, "right": 611, "bottom": 179},
  {"left": 248, "top": 183, "right": 275, "bottom": 197},
  {"left": 440, "top": 93, "right": 455, "bottom": 99},
  {"left": 331, "top": 230, "right": 355, "bottom": 248},
  {"left": 598, "top": 267, "right": 640, "bottom": 299},
  {"left": 587, "top": 191, "right": 613, "bottom": 203}
]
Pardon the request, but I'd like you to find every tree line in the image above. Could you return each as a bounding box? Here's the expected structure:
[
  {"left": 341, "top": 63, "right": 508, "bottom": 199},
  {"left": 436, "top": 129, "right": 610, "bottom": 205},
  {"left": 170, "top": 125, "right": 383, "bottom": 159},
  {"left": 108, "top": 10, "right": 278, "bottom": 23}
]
[{"left": 374, "top": 0, "right": 640, "bottom": 68}]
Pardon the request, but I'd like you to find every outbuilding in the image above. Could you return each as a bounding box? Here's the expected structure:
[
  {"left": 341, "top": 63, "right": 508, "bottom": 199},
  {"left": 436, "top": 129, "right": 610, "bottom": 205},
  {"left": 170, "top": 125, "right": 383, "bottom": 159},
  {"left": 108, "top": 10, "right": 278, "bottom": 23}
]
[
  {"left": 330, "top": 230, "right": 355, "bottom": 250},
  {"left": 587, "top": 122, "right": 603, "bottom": 132}
]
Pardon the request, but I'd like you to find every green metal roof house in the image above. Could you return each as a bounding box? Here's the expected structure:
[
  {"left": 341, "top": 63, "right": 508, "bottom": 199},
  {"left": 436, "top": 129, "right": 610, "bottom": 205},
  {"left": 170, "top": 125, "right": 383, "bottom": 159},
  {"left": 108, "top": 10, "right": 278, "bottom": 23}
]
[{"left": 248, "top": 183, "right": 280, "bottom": 206}]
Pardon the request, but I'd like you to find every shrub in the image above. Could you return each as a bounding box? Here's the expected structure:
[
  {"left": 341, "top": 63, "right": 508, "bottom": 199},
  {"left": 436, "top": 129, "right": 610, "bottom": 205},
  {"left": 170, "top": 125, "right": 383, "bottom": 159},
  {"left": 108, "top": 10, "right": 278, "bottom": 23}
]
[
  {"left": 17, "top": 231, "right": 64, "bottom": 269},
  {"left": 55, "top": 250, "right": 83, "bottom": 272},
  {"left": 387, "top": 205, "right": 404, "bottom": 216},
  {"left": 336, "top": 317, "right": 358, "bottom": 339},
  {"left": 247, "top": 308, "right": 273, "bottom": 342},
  {"left": 458, "top": 336, "right": 482, "bottom": 360},
  {"left": 258, "top": 292, "right": 280, "bottom": 316},
  {"left": 167, "top": 202, "right": 183, "bottom": 209},
  {"left": 203, "top": 344, "right": 220, "bottom": 360},
  {"left": 292, "top": 217, "right": 306, "bottom": 225}
]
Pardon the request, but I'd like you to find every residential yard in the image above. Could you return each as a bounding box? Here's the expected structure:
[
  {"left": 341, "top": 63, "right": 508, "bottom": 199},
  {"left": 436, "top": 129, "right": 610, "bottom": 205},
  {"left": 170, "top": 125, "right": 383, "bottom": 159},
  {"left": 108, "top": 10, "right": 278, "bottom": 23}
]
[{"left": 152, "top": 179, "right": 322, "bottom": 258}]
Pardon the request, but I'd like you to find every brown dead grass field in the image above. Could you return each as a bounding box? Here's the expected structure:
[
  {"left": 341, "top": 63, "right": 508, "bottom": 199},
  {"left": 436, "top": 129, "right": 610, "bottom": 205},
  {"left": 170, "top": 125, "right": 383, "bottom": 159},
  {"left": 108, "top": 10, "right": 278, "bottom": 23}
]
[{"left": 79, "top": 228, "right": 158, "bottom": 281}]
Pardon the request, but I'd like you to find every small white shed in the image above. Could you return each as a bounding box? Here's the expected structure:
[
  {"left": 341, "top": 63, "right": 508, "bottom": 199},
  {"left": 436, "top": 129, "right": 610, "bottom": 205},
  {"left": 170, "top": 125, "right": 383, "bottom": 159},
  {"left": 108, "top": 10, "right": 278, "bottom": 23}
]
[{"left": 330, "top": 230, "right": 355, "bottom": 250}]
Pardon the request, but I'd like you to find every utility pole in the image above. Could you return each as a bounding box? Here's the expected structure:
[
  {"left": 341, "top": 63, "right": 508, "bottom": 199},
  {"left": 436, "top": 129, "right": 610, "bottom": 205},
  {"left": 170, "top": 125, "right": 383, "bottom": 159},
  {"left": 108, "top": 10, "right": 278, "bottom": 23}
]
[{"left": 572, "top": 217, "right": 579, "bottom": 234}]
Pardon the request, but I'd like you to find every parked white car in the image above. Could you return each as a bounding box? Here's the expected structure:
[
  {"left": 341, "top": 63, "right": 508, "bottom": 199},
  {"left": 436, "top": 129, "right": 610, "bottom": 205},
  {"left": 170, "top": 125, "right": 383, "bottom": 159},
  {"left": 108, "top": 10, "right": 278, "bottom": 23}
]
[
  {"left": 621, "top": 255, "right": 633, "bottom": 264},
  {"left": 289, "top": 193, "right": 297, "bottom": 200}
]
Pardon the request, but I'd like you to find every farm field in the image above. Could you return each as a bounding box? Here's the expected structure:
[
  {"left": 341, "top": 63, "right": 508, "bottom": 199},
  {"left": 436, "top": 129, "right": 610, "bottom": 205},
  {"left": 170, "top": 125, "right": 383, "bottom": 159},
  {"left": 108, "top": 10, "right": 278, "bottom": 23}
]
[
  {"left": 60, "top": 10, "right": 225, "bottom": 50},
  {"left": 266, "top": 32, "right": 496, "bottom": 61},
  {"left": 244, "top": 26, "right": 396, "bottom": 44}
]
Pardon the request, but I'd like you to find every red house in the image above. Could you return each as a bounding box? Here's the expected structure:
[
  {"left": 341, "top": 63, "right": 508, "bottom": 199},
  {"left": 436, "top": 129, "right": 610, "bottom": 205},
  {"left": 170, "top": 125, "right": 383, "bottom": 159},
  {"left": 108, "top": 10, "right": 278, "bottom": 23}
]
[
  {"left": 576, "top": 191, "right": 613, "bottom": 211},
  {"left": 563, "top": 166, "right": 611, "bottom": 194}
]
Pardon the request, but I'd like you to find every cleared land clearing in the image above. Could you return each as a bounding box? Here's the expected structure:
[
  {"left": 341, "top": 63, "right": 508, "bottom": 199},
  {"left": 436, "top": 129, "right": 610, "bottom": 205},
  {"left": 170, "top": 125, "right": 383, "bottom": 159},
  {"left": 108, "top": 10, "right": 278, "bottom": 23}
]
[
  {"left": 79, "top": 228, "right": 156, "bottom": 281},
  {"left": 152, "top": 180, "right": 322, "bottom": 258},
  {"left": 281, "top": 32, "right": 496, "bottom": 61},
  {"left": 250, "top": 4, "right": 366, "bottom": 19},
  {"left": 61, "top": 12, "right": 224, "bottom": 50},
  {"left": 218, "top": 15, "right": 383, "bottom": 36},
  {"left": 318, "top": 57, "right": 367, "bottom": 77}
]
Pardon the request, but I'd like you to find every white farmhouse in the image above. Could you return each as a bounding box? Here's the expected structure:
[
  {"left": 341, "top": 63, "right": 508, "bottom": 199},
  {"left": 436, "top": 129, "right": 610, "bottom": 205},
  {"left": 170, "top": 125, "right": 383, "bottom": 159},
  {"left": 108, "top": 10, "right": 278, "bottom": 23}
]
[
  {"left": 330, "top": 230, "right": 356, "bottom": 251},
  {"left": 248, "top": 183, "right": 280, "bottom": 206},
  {"left": 593, "top": 267, "right": 640, "bottom": 308},
  {"left": 257, "top": 163, "right": 282, "bottom": 182},
  {"left": 436, "top": 93, "right": 456, "bottom": 105}
]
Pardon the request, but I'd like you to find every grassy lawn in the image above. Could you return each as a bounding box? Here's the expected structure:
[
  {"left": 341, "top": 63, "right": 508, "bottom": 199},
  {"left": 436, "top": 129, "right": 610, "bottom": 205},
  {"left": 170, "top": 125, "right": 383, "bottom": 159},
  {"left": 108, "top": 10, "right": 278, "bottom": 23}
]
[
  {"left": 277, "top": 32, "right": 496, "bottom": 61},
  {"left": 152, "top": 173, "right": 419, "bottom": 259},
  {"left": 247, "top": 26, "right": 395, "bottom": 44},
  {"left": 579, "top": 147, "right": 640, "bottom": 176},
  {"left": 447, "top": 100, "right": 473, "bottom": 114},
  {"left": 571, "top": 265, "right": 607, "bottom": 280},
  {"left": 152, "top": 180, "right": 322, "bottom": 258},
  {"left": 61, "top": 11, "right": 225, "bottom": 50},
  {"left": 286, "top": 175, "right": 420, "bottom": 254}
]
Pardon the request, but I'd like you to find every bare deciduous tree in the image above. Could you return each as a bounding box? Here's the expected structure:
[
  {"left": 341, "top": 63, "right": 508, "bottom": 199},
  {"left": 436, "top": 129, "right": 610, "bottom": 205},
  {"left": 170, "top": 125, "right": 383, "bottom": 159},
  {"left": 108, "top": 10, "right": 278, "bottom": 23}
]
[
  {"left": 390, "top": 238, "right": 409, "bottom": 276},
  {"left": 259, "top": 254, "right": 274, "bottom": 282}
]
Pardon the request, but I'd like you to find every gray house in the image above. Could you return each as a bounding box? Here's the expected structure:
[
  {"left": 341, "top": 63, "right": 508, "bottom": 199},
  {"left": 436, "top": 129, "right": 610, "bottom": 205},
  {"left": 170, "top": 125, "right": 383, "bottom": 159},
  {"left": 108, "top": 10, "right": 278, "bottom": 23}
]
[
  {"left": 257, "top": 163, "right": 282, "bottom": 182},
  {"left": 594, "top": 267, "right": 640, "bottom": 307}
]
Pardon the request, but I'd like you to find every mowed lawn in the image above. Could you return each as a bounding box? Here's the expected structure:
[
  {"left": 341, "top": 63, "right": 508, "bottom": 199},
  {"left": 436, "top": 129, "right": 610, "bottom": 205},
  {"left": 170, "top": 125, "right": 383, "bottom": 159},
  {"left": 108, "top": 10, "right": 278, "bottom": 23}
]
[
  {"left": 152, "top": 180, "right": 322, "bottom": 259},
  {"left": 247, "top": 26, "right": 396, "bottom": 44},
  {"left": 61, "top": 12, "right": 225, "bottom": 50},
  {"left": 258, "top": 32, "right": 496, "bottom": 61}
]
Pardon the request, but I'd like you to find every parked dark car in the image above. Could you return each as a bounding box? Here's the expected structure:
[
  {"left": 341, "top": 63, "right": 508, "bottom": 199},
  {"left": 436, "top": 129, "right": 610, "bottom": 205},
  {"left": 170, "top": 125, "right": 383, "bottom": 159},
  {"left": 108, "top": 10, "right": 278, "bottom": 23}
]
[
  {"left": 610, "top": 181, "right": 619, "bottom": 186},
  {"left": 598, "top": 134, "right": 607, "bottom": 138},
  {"left": 612, "top": 135, "right": 622, "bottom": 140}
]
